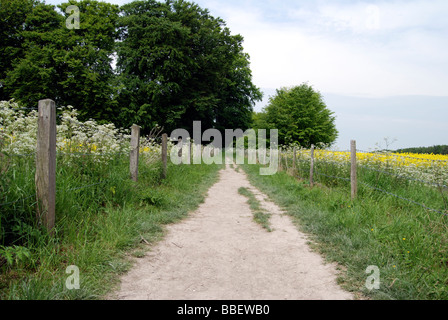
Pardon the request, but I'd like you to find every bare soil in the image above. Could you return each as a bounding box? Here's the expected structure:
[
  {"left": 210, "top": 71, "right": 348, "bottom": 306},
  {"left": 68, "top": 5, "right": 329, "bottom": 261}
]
[{"left": 111, "top": 163, "right": 353, "bottom": 300}]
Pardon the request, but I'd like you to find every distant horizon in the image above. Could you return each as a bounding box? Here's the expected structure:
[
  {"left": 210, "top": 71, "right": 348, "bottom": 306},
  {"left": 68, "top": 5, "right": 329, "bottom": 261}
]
[{"left": 254, "top": 89, "right": 448, "bottom": 152}]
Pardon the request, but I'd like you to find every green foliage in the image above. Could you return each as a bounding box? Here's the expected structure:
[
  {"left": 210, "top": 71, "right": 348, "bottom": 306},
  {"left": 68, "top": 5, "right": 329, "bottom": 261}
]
[
  {"left": 255, "top": 83, "right": 338, "bottom": 148},
  {"left": 1, "top": 0, "right": 261, "bottom": 132},
  {"left": 116, "top": 0, "right": 262, "bottom": 133},
  {"left": 396, "top": 145, "right": 448, "bottom": 155},
  {"left": 0, "top": 245, "right": 32, "bottom": 269},
  {"left": 243, "top": 152, "right": 448, "bottom": 300},
  {"left": 0, "top": 0, "right": 40, "bottom": 100},
  {"left": 1, "top": 155, "right": 222, "bottom": 299},
  {"left": 0, "top": 102, "right": 223, "bottom": 299},
  {"left": 3, "top": 0, "right": 120, "bottom": 122}
]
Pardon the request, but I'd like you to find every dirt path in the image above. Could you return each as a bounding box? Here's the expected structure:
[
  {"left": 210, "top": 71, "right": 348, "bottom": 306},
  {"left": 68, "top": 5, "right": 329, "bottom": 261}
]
[{"left": 111, "top": 163, "right": 353, "bottom": 300}]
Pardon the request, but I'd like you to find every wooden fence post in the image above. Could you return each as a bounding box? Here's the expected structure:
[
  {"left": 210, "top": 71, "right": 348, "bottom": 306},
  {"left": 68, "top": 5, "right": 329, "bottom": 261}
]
[
  {"left": 130, "top": 124, "right": 140, "bottom": 182},
  {"left": 278, "top": 150, "right": 282, "bottom": 171},
  {"left": 35, "top": 99, "right": 56, "bottom": 233},
  {"left": 310, "top": 144, "right": 315, "bottom": 187},
  {"left": 161, "top": 133, "right": 168, "bottom": 179},
  {"left": 293, "top": 146, "right": 297, "bottom": 169},
  {"left": 351, "top": 140, "right": 357, "bottom": 200},
  {"left": 189, "top": 138, "right": 193, "bottom": 164}
]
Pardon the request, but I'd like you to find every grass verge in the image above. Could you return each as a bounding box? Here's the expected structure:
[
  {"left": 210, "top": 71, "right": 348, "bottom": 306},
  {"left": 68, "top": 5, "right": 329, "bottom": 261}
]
[
  {"left": 0, "top": 157, "right": 222, "bottom": 300},
  {"left": 241, "top": 162, "right": 448, "bottom": 300}
]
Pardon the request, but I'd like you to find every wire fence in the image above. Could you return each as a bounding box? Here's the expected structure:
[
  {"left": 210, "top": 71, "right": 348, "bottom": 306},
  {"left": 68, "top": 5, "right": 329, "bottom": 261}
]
[
  {"left": 360, "top": 165, "right": 448, "bottom": 189},
  {"left": 358, "top": 180, "right": 448, "bottom": 217},
  {"left": 1, "top": 146, "right": 168, "bottom": 209},
  {"left": 279, "top": 143, "right": 448, "bottom": 217},
  {"left": 0, "top": 153, "right": 127, "bottom": 208},
  {"left": 0, "top": 99, "right": 170, "bottom": 232}
]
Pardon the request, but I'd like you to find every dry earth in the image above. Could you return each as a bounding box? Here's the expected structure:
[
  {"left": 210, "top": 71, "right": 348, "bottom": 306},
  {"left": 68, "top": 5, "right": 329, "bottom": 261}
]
[{"left": 111, "top": 163, "right": 353, "bottom": 300}]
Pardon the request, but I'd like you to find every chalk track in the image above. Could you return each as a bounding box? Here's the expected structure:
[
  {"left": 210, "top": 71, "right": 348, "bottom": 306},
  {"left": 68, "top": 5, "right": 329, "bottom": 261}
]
[{"left": 111, "top": 163, "right": 353, "bottom": 300}]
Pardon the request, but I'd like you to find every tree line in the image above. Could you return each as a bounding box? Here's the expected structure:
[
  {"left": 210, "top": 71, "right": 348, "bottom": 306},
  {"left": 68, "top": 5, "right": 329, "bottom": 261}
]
[
  {"left": 0, "top": 0, "right": 262, "bottom": 135},
  {"left": 1, "top": 0, "right": 340, "bottom": 148},
  {"left": 396, "top": 145, "right": 448, "bottom": 155}
]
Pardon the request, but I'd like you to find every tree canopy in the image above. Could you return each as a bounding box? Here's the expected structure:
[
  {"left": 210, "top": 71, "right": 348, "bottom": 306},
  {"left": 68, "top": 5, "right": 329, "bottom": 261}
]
[
  {"left": 1, "top": 0, "right": 120, "bottom": 122},
  {"left": 0, "top": 0, "right": 261, "bottom": 133},
  {"left": 254, "top": 83, "right": 338, "bottom": 148},
  {"left": 116, "top": 0, "right": 261, "bottom": 133}
]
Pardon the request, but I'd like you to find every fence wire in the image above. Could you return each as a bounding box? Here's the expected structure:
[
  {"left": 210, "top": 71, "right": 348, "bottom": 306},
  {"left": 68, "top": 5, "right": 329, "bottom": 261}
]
[
  {"left": 0, "top": 194, "right": 36, "bottom": 207},
  {"left": 359, "top": 165, "right": 448, "bottom": 189},
  {"left": 0, "top": 103, "right": 157, "bottom": 215},
  {"left": 285, "top": 151, "right": 448, "bottom": 217},
  {"left": 0, "top": 175, "right": 129, "bottom": 207},
  {"left": 314, "top": 170, "right": 351, "bottom": 182},
  {"left": 359, "top": 181, "right": 448, "bottom": 217}
]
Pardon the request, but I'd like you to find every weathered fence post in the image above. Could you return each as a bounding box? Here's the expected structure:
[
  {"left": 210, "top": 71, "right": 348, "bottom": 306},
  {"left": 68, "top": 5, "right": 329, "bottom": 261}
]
[
  {"left": 130, "top": 124, "right": 140, "bottom": 182},
  {"left": 161, "top": 133, "right": 168, "bottom": 179},
  {"left": 278, "top": 150, "right": 282, "bottom": 171},
  {"left": 35, "top": 99, "right": 56, "bottom": 233},
  {"left": 310, "top": 144, "right": 315, "bottom": 187},
  {"left": 189, "top": 138, "right": 193, "bottom": 164},
  {"left": 351, "top": 140, "right": 357, "bottom": 200},
  {"left": 293, "top": 146, "right": 297, "bottom": 169}
]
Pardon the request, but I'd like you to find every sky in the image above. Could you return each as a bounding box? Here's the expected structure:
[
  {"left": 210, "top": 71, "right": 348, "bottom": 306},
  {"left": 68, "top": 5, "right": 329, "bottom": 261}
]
[{"left": 47, "top": 0, "right": 448, "bottom": 151}]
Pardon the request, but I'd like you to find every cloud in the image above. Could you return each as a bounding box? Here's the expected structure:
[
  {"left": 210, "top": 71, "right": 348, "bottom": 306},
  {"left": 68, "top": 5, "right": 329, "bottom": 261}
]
[
  {"left": 324, "top": 94, "right": 448, "bottom": 150},
  {"left": 199, "top": 0, "right": 448, "bottom": 99},
  {"left": 40, "top": 0, "right": 448, "bottom": 150},
  {"left": 46, "top": 0, "right": 448, "bottom": 99}
]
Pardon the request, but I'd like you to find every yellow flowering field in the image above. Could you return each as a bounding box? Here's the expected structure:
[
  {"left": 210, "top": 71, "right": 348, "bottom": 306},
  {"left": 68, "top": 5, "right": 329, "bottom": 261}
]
[{"left": 283, "top": 146, "right": 448, "bottom": 187}]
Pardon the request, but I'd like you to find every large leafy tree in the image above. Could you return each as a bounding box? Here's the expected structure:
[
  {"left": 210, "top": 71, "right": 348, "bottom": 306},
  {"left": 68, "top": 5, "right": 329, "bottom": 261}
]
[
  {"left": 116, "top": 0, "right": 261, "bottom": 133},
  {"left": 3, "top": 0, "right": 119, "bottom": 122},
  {"left": 0, "top": 0, "right": 40, "bottom": 101},
  {"left": 1, "top": 0, "right": 261, "bottom": 131},
  {"left": 258, "top": 83, "right": 338, "bottom": 147}
]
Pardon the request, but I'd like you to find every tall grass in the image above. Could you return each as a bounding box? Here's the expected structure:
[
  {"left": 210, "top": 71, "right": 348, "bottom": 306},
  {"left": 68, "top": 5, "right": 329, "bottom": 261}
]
[
  {"left": 0, "top": 152, "right": 222, "bottom": 299},
  {"left": 242, "top": 160, "right": 448, "bottom": 300}
]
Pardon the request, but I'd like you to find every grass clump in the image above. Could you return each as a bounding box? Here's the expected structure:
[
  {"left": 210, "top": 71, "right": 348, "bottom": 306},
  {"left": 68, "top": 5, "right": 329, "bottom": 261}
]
[{"left": 238, "top": 187, "right": 272, "bottom": 232}]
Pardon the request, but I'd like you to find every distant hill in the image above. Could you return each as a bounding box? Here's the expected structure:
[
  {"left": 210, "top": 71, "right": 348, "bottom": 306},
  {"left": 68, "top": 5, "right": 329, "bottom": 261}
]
[{"left": 395, "top": 145, "right": 448, "bottom": 155}]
